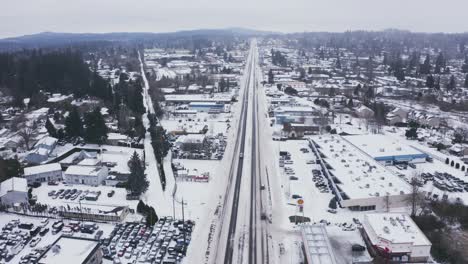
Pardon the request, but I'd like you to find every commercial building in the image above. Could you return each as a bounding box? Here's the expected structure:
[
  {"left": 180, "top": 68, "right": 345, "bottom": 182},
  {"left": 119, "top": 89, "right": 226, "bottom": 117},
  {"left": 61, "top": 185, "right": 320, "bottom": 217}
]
[
  {"left": 310, "top": 135, "right": 411, "bottom": 211},
  {"left": 59, "top": 203, "right": 130, "bottom": 222},
  {"left": 64, "top": 165, "right": 108, "bottom": 185},
  {"left": 361, "top": 213, "right": 431, "bottom": 263},
  {"left": 38, "top": 236, "right": 102, "bottom": 264},
  {"left": 23, "top": 163, "right": 63, "bottom": 184},
  {"left": 343, "top": 134, "right": 428, "bottom": 165},
  {"left": 301, "top": 224, "right": 338, "bottom": 264},
  {"left": 188, "top": 102, "right": 225, "bottom": 113},
  {"left": 0, "top": 177, "right": 28, "bottom": 206}
]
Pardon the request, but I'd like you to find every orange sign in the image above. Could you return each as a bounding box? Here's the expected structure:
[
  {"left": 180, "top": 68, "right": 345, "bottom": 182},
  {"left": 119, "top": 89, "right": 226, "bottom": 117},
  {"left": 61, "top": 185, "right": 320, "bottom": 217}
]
[{"left": 297, "top": 199, "right": 304, "bottom": 205}]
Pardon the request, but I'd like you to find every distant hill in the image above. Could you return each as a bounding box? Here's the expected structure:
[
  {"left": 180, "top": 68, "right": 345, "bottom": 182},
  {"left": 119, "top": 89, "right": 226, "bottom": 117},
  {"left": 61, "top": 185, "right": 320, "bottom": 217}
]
[{"left": 0, "top": 28, "right": 278, "bottom": 51}]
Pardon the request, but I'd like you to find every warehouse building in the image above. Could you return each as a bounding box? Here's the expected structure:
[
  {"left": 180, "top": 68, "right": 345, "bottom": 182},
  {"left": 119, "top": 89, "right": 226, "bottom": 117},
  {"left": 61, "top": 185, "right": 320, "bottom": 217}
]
[
  {"left": 310, "top": 135, "right": 411, "bottom": 211},
  {"left": 343, "top": 134, "right": 428, "bottom": 165},
  {"left": 361, "top": 213, "right": 431, "bottom": 263},
  {"left": 189, "top": 102, "right": 225, "bottom": 113}
]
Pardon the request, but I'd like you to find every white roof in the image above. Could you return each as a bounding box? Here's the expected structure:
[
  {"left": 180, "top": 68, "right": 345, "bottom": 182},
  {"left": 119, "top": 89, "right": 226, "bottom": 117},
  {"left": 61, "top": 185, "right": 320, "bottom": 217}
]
[
  {"left": 311, "top": 135, "right": 411, "bottom": 199},
  {"left": 107, "top": 133, "right": 128, "bottom": 141},
  {"left": 65, "top": 166, "right": 104, "bottom": 177},
  {"left": 39, "top": 236, "right": 99, "bottom": 264},
  {"left": 344, "top": 134, "right": 425, "bottom": 158},
  {"left": 24, "top": 163, "right": 62, "bottom": 176},
  {"left": 35, "top": 136, "right": 58, "bottom": 147},
  {"left": 177, "top": 134, "right": 206, "bottom": 144},
  {"left": 364, "top": 213, "right": 431, "bottom": 248},
  {"left": 0, "top": 177, "right": 27, "bottom": 196}
]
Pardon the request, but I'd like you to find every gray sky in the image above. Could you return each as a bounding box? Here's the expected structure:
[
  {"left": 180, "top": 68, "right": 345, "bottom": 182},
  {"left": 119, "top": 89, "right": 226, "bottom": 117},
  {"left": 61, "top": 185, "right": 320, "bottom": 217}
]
[{"left": 1, "top": 0, "right": 468, "bottom": 38}]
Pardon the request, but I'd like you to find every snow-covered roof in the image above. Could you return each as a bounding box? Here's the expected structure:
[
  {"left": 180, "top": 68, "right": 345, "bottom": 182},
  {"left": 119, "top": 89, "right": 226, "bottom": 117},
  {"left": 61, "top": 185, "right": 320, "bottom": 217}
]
[
  {"left": 24, "top": 163, "right": 61, "bottom": 176},
  {"left": 107, "top": 133, "right": 128, "bottom": 141},
  {"left": 176, "top": 134, "right": 206, "bottom": 144},
  {"left": 0, "top": 177, "right": 27, "bottom": 196},
  {"left": 344, "top": 134, "right": 426, "bottom": 159},
  {"left": 38, "top": 236, "right": 99, "bottom": 264},
  {"left": 65, "top": 165, "right": 104, "bottom": 177},
  {"left": 312, "top": 135, "right": 411, "bottom": 199},
  {"left": 364, "top": 213, "right": 431, "bottom": 249},
  {"left": 35, "top": 136, "right": 58, "bottom": 147}
]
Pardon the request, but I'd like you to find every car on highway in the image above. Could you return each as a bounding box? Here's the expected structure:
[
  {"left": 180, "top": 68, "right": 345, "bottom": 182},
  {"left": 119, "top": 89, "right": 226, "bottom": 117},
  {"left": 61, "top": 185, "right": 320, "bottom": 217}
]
[{"left": 239, "top": 153, "right": 244, "bottom": 158}]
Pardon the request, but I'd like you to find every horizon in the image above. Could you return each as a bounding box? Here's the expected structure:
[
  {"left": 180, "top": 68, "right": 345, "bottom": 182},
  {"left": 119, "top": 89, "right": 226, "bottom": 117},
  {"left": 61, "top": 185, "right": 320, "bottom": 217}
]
[
  {"left": 2, "top": 0, "right": 468, "bottom": 38},
  {"left": 3, "top": 27, "right": 468, "bottom": 41}
]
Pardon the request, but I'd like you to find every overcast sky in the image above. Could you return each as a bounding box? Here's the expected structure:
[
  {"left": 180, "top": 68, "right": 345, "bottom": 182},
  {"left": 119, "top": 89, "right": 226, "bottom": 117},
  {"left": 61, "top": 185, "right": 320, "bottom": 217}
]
[{"left": 1, "top": 0, "right": 468, "bottom": 38}]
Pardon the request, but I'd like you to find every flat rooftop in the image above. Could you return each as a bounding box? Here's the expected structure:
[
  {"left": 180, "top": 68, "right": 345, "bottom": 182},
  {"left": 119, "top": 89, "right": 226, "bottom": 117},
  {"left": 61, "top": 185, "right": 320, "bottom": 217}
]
[
  {"left": 343, "top": 134, "right": 426, "bottom": 160},
  {"left": 39, "top": 236, "right": 99, "bottom": 264},
  {"left": 364, "top": 213, "right": 431, "bottom": 247},
  {"left": 311, "top": 135, "right": 411, "bottom": 200},
  {"left": 301, "top": 224, "right": 337, "bottom": 264}
]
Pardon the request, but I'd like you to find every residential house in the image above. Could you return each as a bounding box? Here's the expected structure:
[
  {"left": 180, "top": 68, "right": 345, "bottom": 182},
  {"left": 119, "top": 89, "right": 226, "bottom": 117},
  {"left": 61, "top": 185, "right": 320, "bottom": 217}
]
[{"left": 23, "top": 163, "right": 63, "bottom": 184}]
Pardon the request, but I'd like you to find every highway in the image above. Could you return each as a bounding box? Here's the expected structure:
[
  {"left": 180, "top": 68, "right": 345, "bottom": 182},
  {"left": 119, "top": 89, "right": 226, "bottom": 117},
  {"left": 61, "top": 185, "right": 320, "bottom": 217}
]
[{"left": 212, "top": 39, "right": 271, "bottom": 264}]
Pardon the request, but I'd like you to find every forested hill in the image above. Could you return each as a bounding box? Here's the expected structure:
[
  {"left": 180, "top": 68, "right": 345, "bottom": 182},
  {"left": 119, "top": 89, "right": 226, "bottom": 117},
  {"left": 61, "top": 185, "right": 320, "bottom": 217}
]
[
  {"left": 0, "top": 49, "right": 111, "bottom": 106},
  {"left": 0, "top": 28, "right": 273, "bottom": 51}
]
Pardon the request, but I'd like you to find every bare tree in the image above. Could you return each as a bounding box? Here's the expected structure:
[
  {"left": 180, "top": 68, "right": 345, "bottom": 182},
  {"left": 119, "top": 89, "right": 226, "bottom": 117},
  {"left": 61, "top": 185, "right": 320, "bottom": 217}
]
[
  {"left": 407, "top": 172, "right": 425, "bottom": 217},
  {"left": 18, "top": 126, "right": 34, "bottom": 150}
]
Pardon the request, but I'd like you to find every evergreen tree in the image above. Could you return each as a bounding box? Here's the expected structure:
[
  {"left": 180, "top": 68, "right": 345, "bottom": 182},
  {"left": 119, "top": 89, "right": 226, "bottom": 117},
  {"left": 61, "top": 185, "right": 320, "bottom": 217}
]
[
  {"left": 145, "top": 206, "right": 159, "bottom": 226},
  {"left": 462, "top": 56, "right": 468, "bottom": 73},
  {"left": 65, "top": 107, "right": 83, "bottom": 138},
  {"left": 464, "top": 74, "right": 468, "bottom": 88},
  {"left": 447, "top": 75, "right": 456, "bottom": 90},
  {"left": 435, "top": 52, "right": 445, "bottom": 74},
  {"left": 45, "top": 118, "right": 57, "bottom": 137},
  {"left": 420, "top": 54, "right": 431, "bottom": 74},
  {"left": 426, "top": 75, "right": 435, "bottom": 88},
  {"left": 126, "top": 151, "right": 148, "bottom": 195},
  {"left": 268, "top": 69, "right": 274, "bottom": 84},
  {"left": 84, "top": 107, "right": 108, "bottom": 144},
  {"left": 354, "top": 84, "right": 361, "bottom": 96}
]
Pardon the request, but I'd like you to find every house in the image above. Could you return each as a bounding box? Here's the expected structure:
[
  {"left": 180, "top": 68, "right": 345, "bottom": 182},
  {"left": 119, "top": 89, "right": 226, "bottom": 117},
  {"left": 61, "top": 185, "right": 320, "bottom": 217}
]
[
  {"left": 38, "top": 236, "right": 102, "bottom": 264},
  {"left": 106, "top": 133, "right": 128, "bottom": 146},
  {"left": 64, "top": 165, "right": 108, "bottom": 185},
  {"left": 362, "top": 213, "right": 431, "bottom": 263},
  {"left": 34, "top": 136, "right": 58, "bottom": 151},
  {"left": 23, "top": 163, "right": 63, "bottom": 184},
  {"left": 175, "top": 134, "right": 207, "bottom": 152},
  {"left": 408, "top": 111, "right": 441, "bottom": 127},
  {"left": 386, "top": 107, "right": 408, "bottom": 125},
  {"left": 0, "top": 177, "right": 28, "bottom": 206},
  {"left": 24, "top": 147, "right": 51, "bottom": 164},
  {"left": 356, "top": 105, "right": 375, "bottom": 118}
]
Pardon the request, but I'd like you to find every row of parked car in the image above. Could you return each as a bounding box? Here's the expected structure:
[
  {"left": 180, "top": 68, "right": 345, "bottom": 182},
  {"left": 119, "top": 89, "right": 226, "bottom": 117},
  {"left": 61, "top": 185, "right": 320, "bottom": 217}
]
[
  {"left": 312, "top": 169, "right": 331, "bottom": 193},
  {"left": 48, "top": 188, "right": 105, "bottom": 201},
  {"left": 102, "top": 217, "right": 194, "bottom": 264},
  {"left": 0, "top": 218, "right": 56, "bottom": 263},
  {"left": 422, "top": 171, "right": 468, "bottom": 193}
]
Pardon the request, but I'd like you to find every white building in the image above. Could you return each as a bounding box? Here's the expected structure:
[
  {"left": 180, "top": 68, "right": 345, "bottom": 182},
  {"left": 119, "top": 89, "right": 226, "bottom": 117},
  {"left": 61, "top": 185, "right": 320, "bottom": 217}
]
[
  {"left": 38, "top": 236, "right": 102, "bottom": 264},
  {"left": 344, "top": 134, "right": 428, "bottom": 165},
  {"left": 362, "top": 213, "right": 431, "bottom": 263},
  {"left": 23, "top": 163, "right": 63, "bottom": 184},
  {"left": 0, "top": 177, "right": 28, "bottom": 206},
  {"left": 310, "top": 135, "right": 412, "bottom": 211},
  {"left": 64, "top": 166, "right": 108, "bottom": 185}
]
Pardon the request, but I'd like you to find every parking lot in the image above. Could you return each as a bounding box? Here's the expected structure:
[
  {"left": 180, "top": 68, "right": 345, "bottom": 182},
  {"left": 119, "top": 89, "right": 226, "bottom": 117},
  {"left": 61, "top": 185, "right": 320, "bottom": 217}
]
[
  {"left": 102, "top": 217, "right": 194, "bottom": 264},
  {"left": 0, "top": 213, "right": 112, "bottom": 264},
  {"left": 277, "top": 140, "right": 336, "bottom": 223}
]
